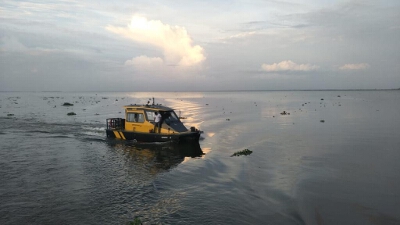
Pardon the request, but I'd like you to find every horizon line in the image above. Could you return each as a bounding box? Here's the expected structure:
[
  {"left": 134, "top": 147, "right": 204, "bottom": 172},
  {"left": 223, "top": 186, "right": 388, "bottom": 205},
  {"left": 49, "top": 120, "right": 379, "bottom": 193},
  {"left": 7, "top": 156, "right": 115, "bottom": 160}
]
[{"left": 1, "top": 88, "right": 400, "bottom": 93}]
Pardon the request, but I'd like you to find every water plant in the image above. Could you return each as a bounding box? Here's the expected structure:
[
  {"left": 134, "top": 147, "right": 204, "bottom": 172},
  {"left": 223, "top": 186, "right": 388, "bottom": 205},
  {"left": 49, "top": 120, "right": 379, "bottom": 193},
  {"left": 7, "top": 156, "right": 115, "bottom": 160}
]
[
  {"left": 127, "top": 217, "right": 142, "bottom": 225},
  {"left": 231, "top": 149, "right": 253, "bottom": 157},
  {"left": 62, "top": 102, "right": 74, "bottom": 106}
]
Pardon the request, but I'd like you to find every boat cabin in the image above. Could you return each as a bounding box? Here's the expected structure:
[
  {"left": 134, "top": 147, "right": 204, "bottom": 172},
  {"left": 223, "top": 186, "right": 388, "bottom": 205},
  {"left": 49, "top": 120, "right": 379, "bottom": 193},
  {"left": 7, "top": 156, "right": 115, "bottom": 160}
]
[{"left": 106, "top": 103, "right": 199, "bottom": 142}]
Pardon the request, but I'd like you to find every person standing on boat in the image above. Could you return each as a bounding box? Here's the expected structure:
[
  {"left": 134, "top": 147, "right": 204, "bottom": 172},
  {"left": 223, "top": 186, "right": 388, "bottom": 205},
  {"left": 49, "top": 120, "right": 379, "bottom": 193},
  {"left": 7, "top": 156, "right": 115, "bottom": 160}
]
[{"left": 154, "top": 111, "right": 162, "bottom": 133}]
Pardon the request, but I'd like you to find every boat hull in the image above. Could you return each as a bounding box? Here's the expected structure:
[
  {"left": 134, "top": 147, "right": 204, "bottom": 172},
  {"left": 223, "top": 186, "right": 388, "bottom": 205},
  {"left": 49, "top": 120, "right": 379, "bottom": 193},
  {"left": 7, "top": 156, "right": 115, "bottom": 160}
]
[{"left": 106, "top": 129, "right": 200, "bottom": 143}]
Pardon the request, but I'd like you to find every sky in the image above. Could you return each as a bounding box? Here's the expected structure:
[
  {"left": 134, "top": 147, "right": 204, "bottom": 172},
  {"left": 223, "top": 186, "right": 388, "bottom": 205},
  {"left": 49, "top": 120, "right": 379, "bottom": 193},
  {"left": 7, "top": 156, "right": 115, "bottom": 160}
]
[{"left": 1, "top": 0, "right": 399, "bottom": 91}]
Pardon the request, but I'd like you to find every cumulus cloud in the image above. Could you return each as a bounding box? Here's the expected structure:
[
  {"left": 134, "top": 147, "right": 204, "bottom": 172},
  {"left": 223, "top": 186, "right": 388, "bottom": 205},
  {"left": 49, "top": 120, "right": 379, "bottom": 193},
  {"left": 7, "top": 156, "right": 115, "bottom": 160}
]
[
  {"left": 106, "top": 16, "right": 206, "bottom": 68},
  {"left": 339, "top": 63, "right": 370, "bottom": 70},
  {"left": 261, "top": 60, "right": 319, "bottom": 72}
]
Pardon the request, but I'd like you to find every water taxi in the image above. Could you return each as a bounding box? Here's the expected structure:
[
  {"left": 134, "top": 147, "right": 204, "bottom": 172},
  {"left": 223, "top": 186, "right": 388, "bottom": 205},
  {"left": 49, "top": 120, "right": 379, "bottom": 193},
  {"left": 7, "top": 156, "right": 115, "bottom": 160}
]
[{"left": 106, "top": 100, "right": 201, "bottom": 143}]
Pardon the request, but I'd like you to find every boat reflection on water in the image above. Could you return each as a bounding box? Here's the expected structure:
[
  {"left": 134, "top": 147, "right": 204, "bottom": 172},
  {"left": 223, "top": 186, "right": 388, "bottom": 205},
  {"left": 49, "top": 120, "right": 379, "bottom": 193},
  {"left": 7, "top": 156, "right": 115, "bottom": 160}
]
[{"left": 106, "top": 140, "right": 204, "bottom": 174}]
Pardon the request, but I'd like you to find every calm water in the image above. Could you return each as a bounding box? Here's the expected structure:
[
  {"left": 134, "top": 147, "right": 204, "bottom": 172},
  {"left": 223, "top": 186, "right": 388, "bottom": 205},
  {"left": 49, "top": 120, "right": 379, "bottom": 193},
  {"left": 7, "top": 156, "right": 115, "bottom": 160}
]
[{"left": 1, "top": 91, "right": 399, "bottom": 225}]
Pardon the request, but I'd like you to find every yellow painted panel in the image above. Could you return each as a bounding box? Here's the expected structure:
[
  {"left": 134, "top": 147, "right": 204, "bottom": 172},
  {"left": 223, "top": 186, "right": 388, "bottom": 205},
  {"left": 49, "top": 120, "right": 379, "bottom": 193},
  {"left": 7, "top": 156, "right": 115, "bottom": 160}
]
[{"left": 125, "top": 121, "right": 154, "bottom": 133}]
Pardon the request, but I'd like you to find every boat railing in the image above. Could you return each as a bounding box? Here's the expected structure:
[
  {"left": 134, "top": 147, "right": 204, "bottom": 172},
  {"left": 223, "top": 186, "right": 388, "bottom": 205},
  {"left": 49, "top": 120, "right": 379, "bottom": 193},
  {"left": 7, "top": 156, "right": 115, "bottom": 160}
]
[{"left": 106, "top": 118, "right": 125, "bottom": 130}]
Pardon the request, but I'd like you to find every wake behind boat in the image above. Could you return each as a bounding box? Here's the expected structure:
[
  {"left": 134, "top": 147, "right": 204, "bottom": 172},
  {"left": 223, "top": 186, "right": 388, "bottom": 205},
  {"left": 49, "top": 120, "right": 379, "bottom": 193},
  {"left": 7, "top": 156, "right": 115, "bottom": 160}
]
[{"left": 106, "top": 99, "right": 201, "bottom": 143}]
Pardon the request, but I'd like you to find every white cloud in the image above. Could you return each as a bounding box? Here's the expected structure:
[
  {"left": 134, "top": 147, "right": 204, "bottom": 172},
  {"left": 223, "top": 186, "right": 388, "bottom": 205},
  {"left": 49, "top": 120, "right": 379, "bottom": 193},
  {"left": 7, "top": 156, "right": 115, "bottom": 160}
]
[
  {"left": 125, "top": 55, "right": 164, "bottom": 69},
  {"left": 261, "top": 60, "right": 319, "bottom": 72},
  {"left": 106, "top": 16, "right": 206, "bottom": 67},
  {"left": 227, "top": 31, "right": 257, "bottom": 39},
  {"left": 339, "top": 63, "right": 370, "bottom": 70}
]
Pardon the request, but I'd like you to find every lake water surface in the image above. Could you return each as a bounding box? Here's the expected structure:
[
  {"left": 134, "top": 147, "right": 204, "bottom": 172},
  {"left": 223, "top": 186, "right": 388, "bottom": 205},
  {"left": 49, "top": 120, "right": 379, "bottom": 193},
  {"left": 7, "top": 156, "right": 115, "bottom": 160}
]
[{"left": 1, "top": 91, "right": 399, "bottom": 224}]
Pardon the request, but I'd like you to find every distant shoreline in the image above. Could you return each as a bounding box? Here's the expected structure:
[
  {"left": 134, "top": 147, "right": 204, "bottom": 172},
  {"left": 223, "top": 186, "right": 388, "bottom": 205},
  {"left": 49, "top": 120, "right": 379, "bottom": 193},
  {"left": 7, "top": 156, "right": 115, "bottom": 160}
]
[{"left": 0, "top": 88, "right": 399, "bottom": 93}]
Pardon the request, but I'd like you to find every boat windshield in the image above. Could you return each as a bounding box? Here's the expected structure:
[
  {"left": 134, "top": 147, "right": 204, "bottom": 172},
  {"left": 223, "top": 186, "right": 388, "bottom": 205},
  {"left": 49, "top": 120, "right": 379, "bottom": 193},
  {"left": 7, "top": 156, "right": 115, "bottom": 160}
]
[{"left": 163, "top": 111, "right": 179, "bottom": 124}]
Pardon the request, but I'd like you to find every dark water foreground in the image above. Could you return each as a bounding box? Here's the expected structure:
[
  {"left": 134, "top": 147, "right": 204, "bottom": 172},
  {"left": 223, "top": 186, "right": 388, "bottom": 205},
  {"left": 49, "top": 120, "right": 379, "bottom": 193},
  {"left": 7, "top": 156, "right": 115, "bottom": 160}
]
[{"left": 1, "top": 91, "right": 399, "bottom": 224}]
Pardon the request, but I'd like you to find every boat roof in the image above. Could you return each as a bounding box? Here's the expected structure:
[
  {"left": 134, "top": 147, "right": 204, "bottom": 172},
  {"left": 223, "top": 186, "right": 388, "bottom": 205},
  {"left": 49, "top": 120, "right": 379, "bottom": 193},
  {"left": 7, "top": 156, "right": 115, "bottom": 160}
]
[{"left": 123, "top": 104, "right": 174, "bottom": 111}]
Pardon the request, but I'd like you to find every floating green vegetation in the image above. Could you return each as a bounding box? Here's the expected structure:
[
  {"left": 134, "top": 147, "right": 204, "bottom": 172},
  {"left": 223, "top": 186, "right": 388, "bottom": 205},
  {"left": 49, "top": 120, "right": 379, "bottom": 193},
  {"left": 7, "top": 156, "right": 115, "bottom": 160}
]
[
  {"left": 62, "top": 102, "right": 74, "bottom": 106},
  {"left": 231, "top": 149, "right": 253, "bottom": 157},
  {"left": 127, "top": 217, "right": 142, "bottom": 225},
  {"left": 67, "top": 112, "right": 76, "bottom": 116}
]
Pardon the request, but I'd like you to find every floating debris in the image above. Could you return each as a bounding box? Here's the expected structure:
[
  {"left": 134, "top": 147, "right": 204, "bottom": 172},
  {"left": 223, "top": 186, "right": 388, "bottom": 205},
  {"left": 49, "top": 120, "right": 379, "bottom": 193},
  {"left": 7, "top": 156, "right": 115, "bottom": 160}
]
[
  {"left": 7, "top": 114, "right": 14, "bottom": 116},
  {"left": 280, "top": 111, "right": 290, "bottom": 115},
  {"left": 226, "top": 118, "right": 230, "bottom": 121},
  {"left": 67, "top": 112, "right": 76, "bottom": 116},
  {"left": 320, "top": 120, "right": 325, "bottom": 123},
  {"left": 231, "top": 149, "right": 253, "bottom": 157},
  {"left": 62, "top": 102, "right": 74, "bottom": 106}
]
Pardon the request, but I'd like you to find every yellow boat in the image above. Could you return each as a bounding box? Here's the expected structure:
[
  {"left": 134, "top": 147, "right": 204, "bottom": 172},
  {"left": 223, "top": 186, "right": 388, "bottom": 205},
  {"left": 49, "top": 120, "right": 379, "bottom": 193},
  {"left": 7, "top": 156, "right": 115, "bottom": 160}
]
[{"left": 106, "top": 101, "right": 201, "bottom": 143}]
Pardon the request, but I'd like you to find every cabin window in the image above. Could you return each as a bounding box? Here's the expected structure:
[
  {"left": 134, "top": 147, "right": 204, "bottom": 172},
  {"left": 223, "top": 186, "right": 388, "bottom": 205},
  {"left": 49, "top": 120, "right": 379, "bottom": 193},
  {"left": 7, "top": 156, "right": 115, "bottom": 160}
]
[
  {"left": 127, "top": 113, "right": 144, "bottom": 123},
  {"left": 167, "top": 111, "right": 179, "bottom": 121},
  {"left": 163, "top": 111, "right": 179, "bottom": 124},
  {"left": 146, "top": 111, "right": 155, "bottom": 121}
]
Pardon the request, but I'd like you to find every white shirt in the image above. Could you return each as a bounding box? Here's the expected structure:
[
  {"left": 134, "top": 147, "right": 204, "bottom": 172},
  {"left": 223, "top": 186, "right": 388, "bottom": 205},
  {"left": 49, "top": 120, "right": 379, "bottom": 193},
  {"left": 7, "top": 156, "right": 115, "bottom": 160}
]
[{"left": 154, "top": 113, "right": 162, "bottom": 123}]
